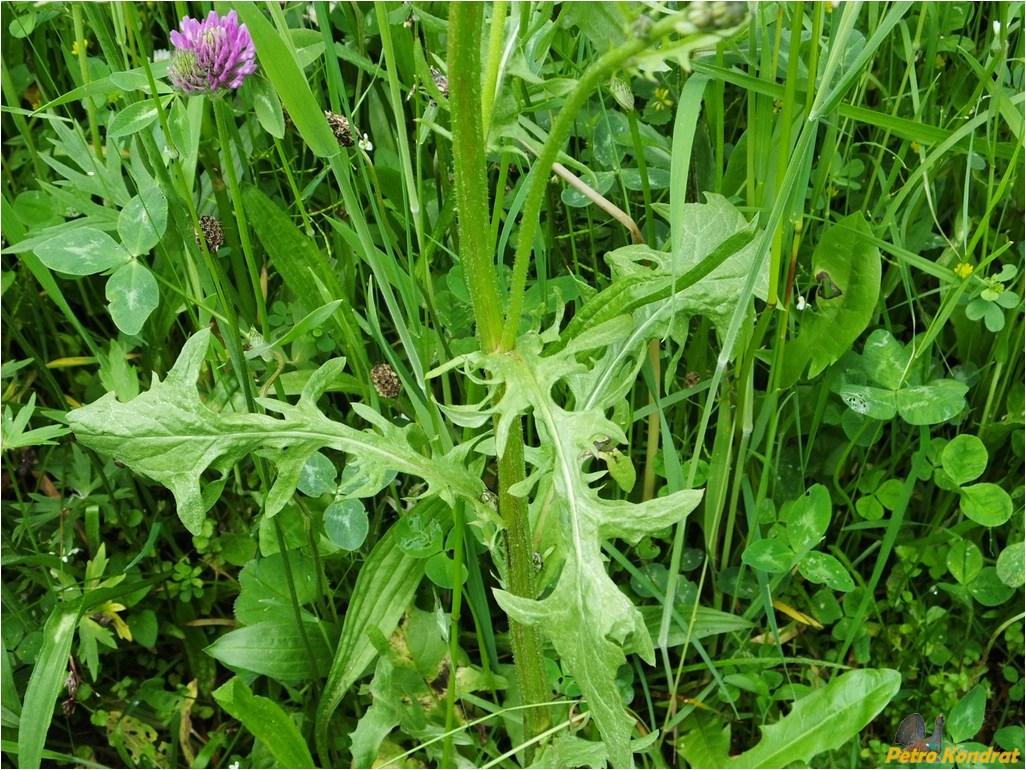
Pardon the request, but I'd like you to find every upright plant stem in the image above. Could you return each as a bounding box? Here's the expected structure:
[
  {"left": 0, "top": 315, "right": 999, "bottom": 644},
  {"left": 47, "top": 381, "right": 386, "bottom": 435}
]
[
  {"left": 448, "top": 3, "right": 550, "bottom": 748},
  {"left": 500, "top": 12, "right": 714, "bottom": 350}
]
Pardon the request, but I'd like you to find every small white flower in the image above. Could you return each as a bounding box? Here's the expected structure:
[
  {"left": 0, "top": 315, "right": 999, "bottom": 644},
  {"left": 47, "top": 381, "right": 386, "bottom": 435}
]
[
  {"left": 228, "top": 762, "right": 240, "bottom": 770},
  {"left": 358, "top": 133, "right": 373, "bottom": 152},
  {"left": 795, "top": 294, "right": 807, "bottom": 311},
  {"left": 152, "top": 48, "right": 170, "bottom": 63}
]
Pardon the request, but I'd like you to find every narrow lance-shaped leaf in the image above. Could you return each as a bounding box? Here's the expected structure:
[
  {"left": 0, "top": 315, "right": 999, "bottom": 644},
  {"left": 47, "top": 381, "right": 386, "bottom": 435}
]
[
  {"left": 731, "top": 668, "right": 901, "bottom": 768},
  {"left": 213, "top": 677, "right": 315, "bottom": 769},
  {"left": 17, "top": 602, "right": 82, "bottom": 769}
]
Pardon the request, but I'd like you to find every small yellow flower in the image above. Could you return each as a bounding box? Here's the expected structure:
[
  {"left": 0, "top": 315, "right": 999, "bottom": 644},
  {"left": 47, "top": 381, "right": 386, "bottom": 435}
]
[
  {"left": 954, "top": 262, "right": 973, "bottom": 279},
  {"left": 910, "top": 141, "right": 921, "bottom": 155},
  {"left": 71, "top": 39, "right": 90, "bottom": 56},
  {"left": 652, "top": 87, "right": 673, "bottom": 111},
  {"left": 96, "top": 601, "right": 133, "bottom": 641}
]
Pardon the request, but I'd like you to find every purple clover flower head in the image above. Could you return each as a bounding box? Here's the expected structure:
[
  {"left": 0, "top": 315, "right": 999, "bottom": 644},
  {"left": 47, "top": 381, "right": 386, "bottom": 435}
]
[{"left": 168, "top": 10, "right": 256, "bottom": 96}]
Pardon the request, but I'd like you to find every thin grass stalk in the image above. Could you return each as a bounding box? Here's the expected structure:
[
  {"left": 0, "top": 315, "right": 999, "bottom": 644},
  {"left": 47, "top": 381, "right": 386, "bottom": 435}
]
[
  {"left": 71, "top": 5, "right": 103, "bottom": 163},
  {"left": 213, "top": 100, "right": 268, "bottom": 335}
]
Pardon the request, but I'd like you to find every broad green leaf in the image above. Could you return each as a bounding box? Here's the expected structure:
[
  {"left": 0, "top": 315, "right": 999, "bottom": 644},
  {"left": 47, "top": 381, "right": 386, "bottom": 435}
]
[
  {"left": 798, "top": 551, "right": 856, "bottom": 592},
  {"left": 810, "top": 589, "right": 843, "bottom": 624},
  {"left": 783, "top": 484, "right": 831, "bottom": 555},
  {"left": 855, "top": 496, "right": 884, "bottom": 521},
  {"left": 34, "top": 227, "right": 132, "bottom": 276},
  {"left": 530, "top": 734, "right": 609, "bottom": 769},
  {"left": 166, "top": 98, "right": 198, "bottom": 172},
  {"left": 603, "top": 448, "right": 637, "bottom": 492},
  {"left": 605, "top": 194, "right": 768, "bottom": 343},
  {"left": 862, "top": 328, "right": 912, "bottom": 390},
  {"left": 118, "top": 186, "right": 167, "bottom": 256},
  {"left": 242, "top": 185, "right": 346, "bottom": 313},
  {"left": 348, "top": 603, "right": 495, "bottom": 767},
  {"left": 105, "top": 261, "right": 158, "bottom": 336},
  {"left": 109, "top": 68, "right": 174, "bottom": 93},
  {"left": 67, "top": 330, "right": 489, "bottom": 534},
  {"left": 960, "top": 483, "right": 1013, "bottom": 527},
  {"left": 742, "top": 538, "right": 795, "bottom": 573},
  {"left": 895, "top": 380, "right": 969, "bottom": 425},
  {"left": 249, "top": 75, "right": 286, "bottom": 139},
  {"left": 324, "top": 499, "right": 369, "bottom": 551},
  {"left": 425, "top": 552, "right": 466, "bottom": 589},
  {"left": 315, "top": 500, "right": 443, "bottom": 761},
  {"left": 561, "top": 170, "right": 616, "bottom": 207},
  {"left": 680, "top": 715, "right": 733, "bottom": 770},
  {"left": 13, "top": 190, "right": 61, "bottom": 229},
  {"left": 994, "top": 730, "right": 1026, "bottom": 763},
  {"left": 106, "top": 99, "right": 162, "bottom": 139},
  {"left": 780, "top": 213, "right": 881, "bottom": 386},
  {"left": 212, "top": 677, "right": 315, "bottom": 769},
  {"left": 296, "top": 451, "right": 337, "bottom": 497},
  {"left": 394, "top": 509, "right": 445, "bottom": 558},
  {"left": 17, "top": 601, "right": 81, "bottom": 769},
  {"left": 560, "top": 223, "right": 758, "bottom": 347},
  {"left": 946, "top": 685, "right": 986, "bottom": 743},
  {"left": 967, "top": 567, "right": 1015, "bottom": 607},
  {"left": 730, "top": 669, "right": 901, "bottom": 768},
  {"left": 838, "top": 384, "right": 898, "bottom": 420},
  {"left": 875, "top": 478, "right": 906, "bottom": 510},
  {"left": 234, "top": 551, "right": 320, "bottom": 626},
  {"left": 349, "top": 676, "right": 402, "bottom": 768},
  {"left": 205, "top": 620, "right": 334, "bottom": 679},
  {"left": 946, "top": 539, "right": 984, "bottom": 585},
  {"left": 996, "top": 542, "right": 1025, "bottom": 587},
  {"left": 942, "top": 434, "right": 988, "bottom": 485}
]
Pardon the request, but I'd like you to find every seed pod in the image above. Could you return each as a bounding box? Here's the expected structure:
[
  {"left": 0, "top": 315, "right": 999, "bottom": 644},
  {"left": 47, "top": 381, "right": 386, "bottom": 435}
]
[
  {"left": 195, "top": 215, "right": 225, "bottom": 253},
  {"left": 609, "top": 76, "right": 635, "bottom": 112},
  {"left": 324, "top": 111, "right": 354, "bottom": 147},
  {"left": 371, "top": 362, "right": 402, "bottom": 398}
]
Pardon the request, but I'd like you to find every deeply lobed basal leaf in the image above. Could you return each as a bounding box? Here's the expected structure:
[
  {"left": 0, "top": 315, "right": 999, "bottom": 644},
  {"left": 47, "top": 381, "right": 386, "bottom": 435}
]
[
  {"left": 439, "top": 329, "right": 703, "bottom": 767},
  {"left": 67, "top": 329, "right": 490, "bottom": 535}
]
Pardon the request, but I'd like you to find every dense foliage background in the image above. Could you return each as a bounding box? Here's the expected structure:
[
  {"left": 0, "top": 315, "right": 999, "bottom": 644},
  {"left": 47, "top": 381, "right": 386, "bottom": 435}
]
[{"left": 2, "top": 2, "right": 1023, "bottom": 768}]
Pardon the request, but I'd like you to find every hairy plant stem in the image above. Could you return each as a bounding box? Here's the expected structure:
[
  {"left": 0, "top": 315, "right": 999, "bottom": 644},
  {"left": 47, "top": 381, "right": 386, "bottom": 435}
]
[{"left": 448, "top": 3, "right": 550, "bottom": 748}]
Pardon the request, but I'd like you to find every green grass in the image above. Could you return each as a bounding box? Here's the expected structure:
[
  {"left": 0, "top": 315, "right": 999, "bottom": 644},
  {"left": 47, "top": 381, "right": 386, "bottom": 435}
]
[{"left": 2, "top": 2, "right": 1023, "bottom": 768}]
